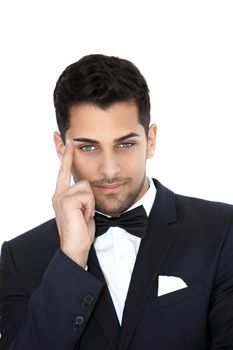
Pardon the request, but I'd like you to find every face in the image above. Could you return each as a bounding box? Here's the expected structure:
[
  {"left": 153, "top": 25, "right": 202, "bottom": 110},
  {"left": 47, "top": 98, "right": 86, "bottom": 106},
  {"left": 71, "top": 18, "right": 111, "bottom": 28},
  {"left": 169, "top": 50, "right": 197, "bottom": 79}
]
[{"left": 54, "top": 102, "right": 156, "bottom": 216}]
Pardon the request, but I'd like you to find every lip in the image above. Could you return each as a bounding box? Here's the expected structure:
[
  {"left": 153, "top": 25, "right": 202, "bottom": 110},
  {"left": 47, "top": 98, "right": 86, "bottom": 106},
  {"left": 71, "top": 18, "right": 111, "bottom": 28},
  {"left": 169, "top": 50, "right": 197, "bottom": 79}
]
[{"left": 95, "top": 183, "right": 125, "bottom": 194}]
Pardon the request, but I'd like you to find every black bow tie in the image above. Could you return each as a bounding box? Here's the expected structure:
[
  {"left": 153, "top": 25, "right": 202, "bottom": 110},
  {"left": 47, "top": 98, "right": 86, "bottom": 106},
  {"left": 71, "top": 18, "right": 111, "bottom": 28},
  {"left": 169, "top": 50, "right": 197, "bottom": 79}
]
[{"left": 94, "top": 205, "right": 148, "bottom": 238}]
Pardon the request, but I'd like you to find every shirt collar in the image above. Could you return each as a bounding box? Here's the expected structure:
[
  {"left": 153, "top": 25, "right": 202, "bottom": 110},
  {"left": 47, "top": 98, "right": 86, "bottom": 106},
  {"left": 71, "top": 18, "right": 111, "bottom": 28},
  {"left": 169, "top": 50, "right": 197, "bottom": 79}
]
[{"left": 125, "top": 177, "right": 156, "bottom": 217}]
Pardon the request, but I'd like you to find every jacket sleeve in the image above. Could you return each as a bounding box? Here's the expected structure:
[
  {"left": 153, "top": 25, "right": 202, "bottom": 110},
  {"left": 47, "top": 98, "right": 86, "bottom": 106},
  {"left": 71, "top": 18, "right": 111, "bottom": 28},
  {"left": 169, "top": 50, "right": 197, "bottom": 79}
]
[
  {"left": 209, "top": 215, "right": 233, "bottom": 349},
  {"left": 0, "top": 242, "right": 104, "bottom": 350}
]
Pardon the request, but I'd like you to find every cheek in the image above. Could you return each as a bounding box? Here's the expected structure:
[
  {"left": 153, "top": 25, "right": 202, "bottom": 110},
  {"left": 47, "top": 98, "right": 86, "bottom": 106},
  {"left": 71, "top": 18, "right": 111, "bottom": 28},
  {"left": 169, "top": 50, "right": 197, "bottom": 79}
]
[
  {"left": 117, "top": 155, "right": 145, "bottom": 181},
  {"left": 121, "top": 148, "right": 146, "bottom": 167},
  {"left": 72, "top": 154, "right": 95, "bottom": 180}
]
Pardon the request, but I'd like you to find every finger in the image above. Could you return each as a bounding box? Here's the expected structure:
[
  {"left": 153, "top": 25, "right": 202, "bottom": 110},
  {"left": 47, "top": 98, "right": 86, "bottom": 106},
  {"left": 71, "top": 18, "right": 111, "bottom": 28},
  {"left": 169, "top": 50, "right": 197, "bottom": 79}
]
[
  {"left": 82, "top": 194, "right": 95, "bottom": 223},
  {"left": 55, "top": 138, "right": 74, "bottom": 194},
  {"left": 63, "top": 183, "right": 95, "bottom": 222}
]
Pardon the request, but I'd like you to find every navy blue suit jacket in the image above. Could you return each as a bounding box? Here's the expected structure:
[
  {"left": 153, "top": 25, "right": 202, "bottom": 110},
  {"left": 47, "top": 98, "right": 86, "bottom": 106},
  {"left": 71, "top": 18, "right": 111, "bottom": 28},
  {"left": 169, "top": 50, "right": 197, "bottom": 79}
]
[{"left": 1, "top": 179, "right": 233, "bottom": 349}]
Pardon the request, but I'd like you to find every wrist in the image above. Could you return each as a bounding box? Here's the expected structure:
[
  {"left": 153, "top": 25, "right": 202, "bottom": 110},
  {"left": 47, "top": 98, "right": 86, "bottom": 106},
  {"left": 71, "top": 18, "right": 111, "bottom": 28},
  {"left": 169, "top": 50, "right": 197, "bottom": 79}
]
[{"left": 61, "top": 246, "right": 89, "bottom": 268}]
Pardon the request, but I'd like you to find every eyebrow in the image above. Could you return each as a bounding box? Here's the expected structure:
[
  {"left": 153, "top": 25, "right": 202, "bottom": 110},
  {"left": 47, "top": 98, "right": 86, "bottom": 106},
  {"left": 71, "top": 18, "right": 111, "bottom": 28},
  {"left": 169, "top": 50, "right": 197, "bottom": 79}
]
[{"left": 73, "top": 132, "right": 140, "bottom": 144}]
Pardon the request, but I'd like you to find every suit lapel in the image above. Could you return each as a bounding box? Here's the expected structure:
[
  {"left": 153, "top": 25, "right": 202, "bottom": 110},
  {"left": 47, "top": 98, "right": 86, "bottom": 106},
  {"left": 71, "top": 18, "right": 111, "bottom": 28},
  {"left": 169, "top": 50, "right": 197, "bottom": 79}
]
[
  {"left": 88, "top": 246, "right": 120, "bottom": 350},
  {"left": 118, "top": 179, "right": 179, "bottom": 350}
]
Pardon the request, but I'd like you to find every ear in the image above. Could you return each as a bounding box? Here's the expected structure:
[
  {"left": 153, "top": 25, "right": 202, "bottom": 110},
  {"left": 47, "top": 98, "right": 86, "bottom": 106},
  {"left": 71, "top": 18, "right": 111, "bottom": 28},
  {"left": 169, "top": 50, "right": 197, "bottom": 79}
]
[
  {"left": 146, "top": 124, "right": 157, "bottom": 159},
  {"left": 53, "top": 131, "right": 65, "bottom": 161}
]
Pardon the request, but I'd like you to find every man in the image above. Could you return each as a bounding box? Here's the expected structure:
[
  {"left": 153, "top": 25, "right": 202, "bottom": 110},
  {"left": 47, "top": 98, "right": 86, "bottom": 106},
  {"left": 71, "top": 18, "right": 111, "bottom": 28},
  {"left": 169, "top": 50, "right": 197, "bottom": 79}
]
[{"left": 0, "top": 54, "right": 233, "bottom": 350}]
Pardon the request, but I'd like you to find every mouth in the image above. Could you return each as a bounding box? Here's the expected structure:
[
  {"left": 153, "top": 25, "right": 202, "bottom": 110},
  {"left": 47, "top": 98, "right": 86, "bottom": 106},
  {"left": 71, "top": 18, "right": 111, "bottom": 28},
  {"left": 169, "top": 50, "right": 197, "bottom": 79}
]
[{"left": 94, "top": 183, "right": 126, "bottom": 194}]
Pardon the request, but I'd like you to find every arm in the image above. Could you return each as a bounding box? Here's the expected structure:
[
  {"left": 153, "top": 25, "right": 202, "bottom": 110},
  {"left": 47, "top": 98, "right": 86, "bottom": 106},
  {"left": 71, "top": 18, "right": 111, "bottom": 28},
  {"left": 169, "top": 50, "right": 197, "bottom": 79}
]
[
  {"left": 209, "top": 214, "right": 233, "bottom": 349},
  {"left": 0, "top": 138, "right": 101, "bottom": 349},
  {"left": 0, "top": 242, "right": 103, "bottom": 350}
]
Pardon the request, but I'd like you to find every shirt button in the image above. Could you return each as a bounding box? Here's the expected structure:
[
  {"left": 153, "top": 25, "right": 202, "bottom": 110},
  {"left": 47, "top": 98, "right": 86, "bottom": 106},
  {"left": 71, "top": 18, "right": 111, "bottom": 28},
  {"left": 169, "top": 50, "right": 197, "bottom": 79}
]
[
  {"left": 73, "top": 315, "right": 84, "bottom": 331},
  {"left": 117, "top": 253, "right": 124, "bottom": 261}
]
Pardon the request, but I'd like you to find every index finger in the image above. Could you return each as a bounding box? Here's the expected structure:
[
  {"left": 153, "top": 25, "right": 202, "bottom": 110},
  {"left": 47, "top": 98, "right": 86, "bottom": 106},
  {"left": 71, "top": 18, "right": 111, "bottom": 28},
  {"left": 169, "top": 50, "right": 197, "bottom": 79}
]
[{"left": 55, "top": 138, "right": 74, "bottom": 194}]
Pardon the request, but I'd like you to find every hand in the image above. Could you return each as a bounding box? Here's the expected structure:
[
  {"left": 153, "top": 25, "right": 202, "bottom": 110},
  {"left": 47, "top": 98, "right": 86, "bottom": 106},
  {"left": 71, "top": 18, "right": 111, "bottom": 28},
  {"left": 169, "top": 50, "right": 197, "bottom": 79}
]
[{"left": 52, "top": 139, "right": 95, "bottom": 268}]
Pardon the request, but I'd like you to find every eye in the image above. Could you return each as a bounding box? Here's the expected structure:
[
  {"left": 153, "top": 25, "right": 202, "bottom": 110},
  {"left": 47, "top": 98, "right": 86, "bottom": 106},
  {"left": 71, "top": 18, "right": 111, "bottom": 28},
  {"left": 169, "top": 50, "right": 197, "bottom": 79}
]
[
  {"left": 80, "top": 144, "right": 97, "bottom": 152},
  {"left": 117, "top": 142, "right": 135, "bottom": 149}
]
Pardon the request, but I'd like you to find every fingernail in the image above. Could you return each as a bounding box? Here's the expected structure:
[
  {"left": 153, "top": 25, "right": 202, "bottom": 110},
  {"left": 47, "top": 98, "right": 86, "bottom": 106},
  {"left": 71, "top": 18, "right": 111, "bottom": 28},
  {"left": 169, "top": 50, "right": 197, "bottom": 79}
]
[{"left": 66, "top": 138, "right": 71, "bottom": 146}]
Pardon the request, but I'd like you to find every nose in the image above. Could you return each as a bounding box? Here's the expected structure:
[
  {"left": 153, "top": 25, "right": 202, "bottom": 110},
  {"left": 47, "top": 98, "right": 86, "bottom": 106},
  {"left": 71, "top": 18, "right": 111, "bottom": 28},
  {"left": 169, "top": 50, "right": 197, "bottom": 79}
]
[{"left": 99, "top": 150, "right": 120, "bottom": 179}]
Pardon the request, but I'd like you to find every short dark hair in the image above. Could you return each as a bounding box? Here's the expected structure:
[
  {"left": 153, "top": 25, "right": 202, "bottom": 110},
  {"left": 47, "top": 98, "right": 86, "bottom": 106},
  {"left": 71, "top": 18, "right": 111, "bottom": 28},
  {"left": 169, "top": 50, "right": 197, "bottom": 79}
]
[{"left": 53, "top": 54, "right": 150, "bottom": 141}]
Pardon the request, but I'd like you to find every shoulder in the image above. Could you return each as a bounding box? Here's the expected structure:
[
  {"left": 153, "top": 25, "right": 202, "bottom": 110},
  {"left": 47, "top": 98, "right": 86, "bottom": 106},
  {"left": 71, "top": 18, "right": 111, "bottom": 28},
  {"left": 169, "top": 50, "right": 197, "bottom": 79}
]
[
  {"left": 153, "top": 179, "right": 233, "bottom": 242},
  {"left": 175, "top": 191, "right": 233, "bottom": 223},
  {"left": 7, "top": 218, "right": 59, "bottom": 251},
  {"left": 6, "top": 218, "right": 59, "bottom": 261},
  {"left": 2, "top": 219, "right": 60, "bottom": 291},
  {"left": 153, "top": 178, "right": 233, "bottom": 218}
]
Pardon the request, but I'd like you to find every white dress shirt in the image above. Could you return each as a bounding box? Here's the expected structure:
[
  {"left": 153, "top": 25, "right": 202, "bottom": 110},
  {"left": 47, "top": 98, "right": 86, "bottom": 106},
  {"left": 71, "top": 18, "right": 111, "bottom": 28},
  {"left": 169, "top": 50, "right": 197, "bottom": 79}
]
[{"left": 94, "top": 178, "right": 156, "bottom": 324}]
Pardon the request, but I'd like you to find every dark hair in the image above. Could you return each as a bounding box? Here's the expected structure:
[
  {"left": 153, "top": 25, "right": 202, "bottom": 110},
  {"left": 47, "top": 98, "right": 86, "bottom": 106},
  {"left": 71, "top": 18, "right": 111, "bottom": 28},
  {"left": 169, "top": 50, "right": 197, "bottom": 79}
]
[{"left": 53, "top": 54, "right": 150, "bottom": 141}]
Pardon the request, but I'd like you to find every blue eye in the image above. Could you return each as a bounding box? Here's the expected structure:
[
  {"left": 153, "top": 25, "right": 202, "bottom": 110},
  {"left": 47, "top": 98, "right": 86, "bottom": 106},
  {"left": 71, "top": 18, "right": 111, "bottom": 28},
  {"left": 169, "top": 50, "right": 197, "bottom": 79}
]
[
  {"left": 117, "top": 142, "right": 134, "bottom": 149},
  {"left": 80, "top": 145, "right": 96, "bottom": 152}
]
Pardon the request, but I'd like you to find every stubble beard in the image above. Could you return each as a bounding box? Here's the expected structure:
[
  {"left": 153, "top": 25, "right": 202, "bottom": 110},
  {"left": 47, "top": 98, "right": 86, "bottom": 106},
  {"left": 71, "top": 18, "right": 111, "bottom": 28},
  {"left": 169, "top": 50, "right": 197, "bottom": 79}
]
[{"left": 94, "top": 174, "right": 147, "bottom": 216}]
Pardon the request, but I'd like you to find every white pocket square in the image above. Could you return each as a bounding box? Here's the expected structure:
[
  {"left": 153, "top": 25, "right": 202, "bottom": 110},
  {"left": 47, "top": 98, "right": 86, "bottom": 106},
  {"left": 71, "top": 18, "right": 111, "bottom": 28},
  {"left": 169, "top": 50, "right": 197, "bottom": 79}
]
[{"left": 158, "top": 275, "right": 188, "bottom": 297}]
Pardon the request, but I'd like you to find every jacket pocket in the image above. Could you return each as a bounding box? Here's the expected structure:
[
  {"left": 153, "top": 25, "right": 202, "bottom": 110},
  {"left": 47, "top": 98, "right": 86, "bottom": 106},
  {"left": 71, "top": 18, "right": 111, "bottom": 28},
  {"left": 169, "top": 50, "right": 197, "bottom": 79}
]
[{"left": 151, "top": 281, "right": 205, "bottom": 310}]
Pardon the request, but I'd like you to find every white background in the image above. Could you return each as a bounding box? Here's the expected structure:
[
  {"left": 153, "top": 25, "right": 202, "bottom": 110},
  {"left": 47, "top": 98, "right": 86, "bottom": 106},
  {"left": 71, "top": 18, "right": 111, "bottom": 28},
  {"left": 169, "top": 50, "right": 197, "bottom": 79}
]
[{"left": 0, "top": 0, "right": 233, "bottom": 246}]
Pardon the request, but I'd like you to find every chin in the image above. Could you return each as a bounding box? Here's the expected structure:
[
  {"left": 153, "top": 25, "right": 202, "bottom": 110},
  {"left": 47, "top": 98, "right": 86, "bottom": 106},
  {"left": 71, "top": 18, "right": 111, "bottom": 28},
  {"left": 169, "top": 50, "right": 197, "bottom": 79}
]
[{"left": 95, "top": 193, "right": 138, "bottom": 216}]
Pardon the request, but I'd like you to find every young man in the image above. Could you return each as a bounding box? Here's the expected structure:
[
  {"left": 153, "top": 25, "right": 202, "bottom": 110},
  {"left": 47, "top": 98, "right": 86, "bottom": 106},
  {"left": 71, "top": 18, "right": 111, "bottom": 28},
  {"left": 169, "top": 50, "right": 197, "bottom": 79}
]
[{"left": 0, "top": 54, "right": 233, "bottom": 350}]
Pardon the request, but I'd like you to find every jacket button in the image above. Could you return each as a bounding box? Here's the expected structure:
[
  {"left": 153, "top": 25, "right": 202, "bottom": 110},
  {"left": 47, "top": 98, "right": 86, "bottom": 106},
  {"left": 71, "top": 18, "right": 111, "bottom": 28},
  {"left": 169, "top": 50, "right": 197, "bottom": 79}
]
[
  {"left": 81, "top": 294, "right": 94, "bottom": 309},
  {"left": 72, "top": 315, "right": 84, "bottom": 331}
]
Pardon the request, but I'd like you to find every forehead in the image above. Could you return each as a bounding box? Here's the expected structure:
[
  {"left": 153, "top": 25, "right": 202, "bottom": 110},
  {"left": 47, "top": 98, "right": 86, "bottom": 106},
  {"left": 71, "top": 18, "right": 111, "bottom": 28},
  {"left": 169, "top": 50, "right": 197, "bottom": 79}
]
[{"left": 68, "top": 102, "right": 144, "bottom": 138}]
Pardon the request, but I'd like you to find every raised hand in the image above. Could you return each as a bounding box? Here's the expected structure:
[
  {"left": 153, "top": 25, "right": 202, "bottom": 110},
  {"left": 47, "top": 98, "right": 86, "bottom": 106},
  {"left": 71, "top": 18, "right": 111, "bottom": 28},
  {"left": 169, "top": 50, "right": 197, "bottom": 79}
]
[{"left": 52, "top": 139, "right": 95, "bottom": 268}]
